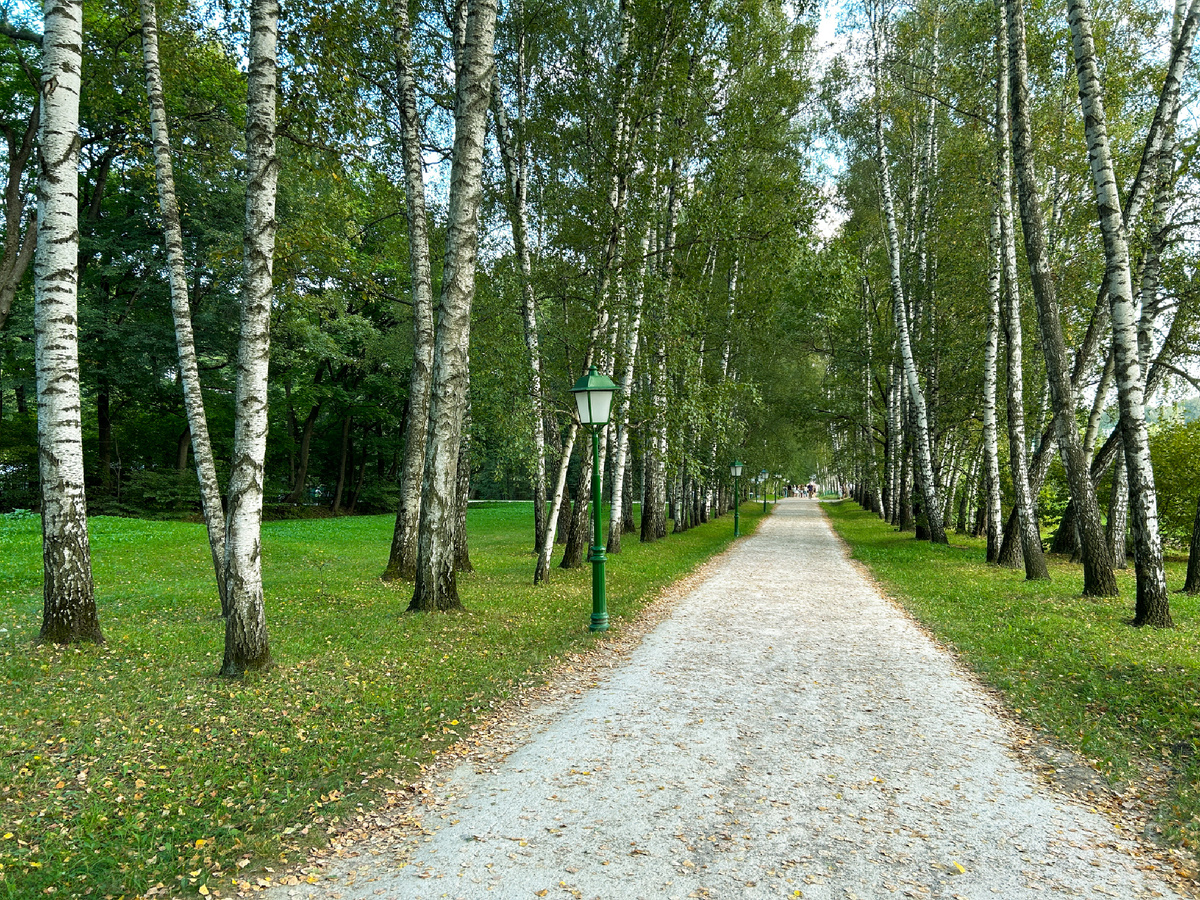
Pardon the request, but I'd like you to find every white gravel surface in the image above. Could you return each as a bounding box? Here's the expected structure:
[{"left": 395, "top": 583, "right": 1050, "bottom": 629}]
[{"left": 270, "top": 500, "right": 1186, "bottom": 900}]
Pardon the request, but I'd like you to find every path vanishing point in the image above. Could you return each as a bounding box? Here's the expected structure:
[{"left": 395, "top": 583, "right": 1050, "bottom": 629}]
[{"left": 266, "top": 500, "right": 1188, "bottom": 900}]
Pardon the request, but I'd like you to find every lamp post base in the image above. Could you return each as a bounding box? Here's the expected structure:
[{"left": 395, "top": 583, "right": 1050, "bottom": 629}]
[{"left": 589, "top": 547, "right": 608, "bottom": 632}]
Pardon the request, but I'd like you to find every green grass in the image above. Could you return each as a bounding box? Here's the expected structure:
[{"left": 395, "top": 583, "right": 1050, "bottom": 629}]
[
  {"left": 824, "top": 499, "right": 1200, "bottom": 851},
  {"left": 0, "top": 502, "right": 764, "bottom": 899}
]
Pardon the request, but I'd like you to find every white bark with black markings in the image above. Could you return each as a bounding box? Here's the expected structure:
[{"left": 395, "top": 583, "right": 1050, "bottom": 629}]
[
  {"left": 410, "top": 0, "right": 497, "bottom": 612},
  {"left": 868, "top": 8, "right": 946, "bottom": 544},
  {"left": 1066, "top": 0, "right": 1169, "bottom": 625},
  {"left": 139, "top": 0, "right": 227, "bottom": 613},
  {"left": 995, "top": 9, "right": 1048, "bottom": 581},
  {"left": 221, "top": 0, "right": 279, "bottom": 675},
  {"left": 385, "top": 0, "right": 438, "bottom": 581},
  {"left": 1005, "top": 0, "right": 1116, "bottom": 597},
  {"left": 982, "top": 206, "right": 1003, "bottom": 564},
  {"left": 35, "top": 0, "right": 100, "bottom": 645}
]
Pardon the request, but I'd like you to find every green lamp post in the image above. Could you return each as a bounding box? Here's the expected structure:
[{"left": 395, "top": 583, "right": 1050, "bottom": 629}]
[
  {"left": 761, "top": 469, "right": 768, "bottom": 514},
  {"left": 730, "top": 460, "right": 743, "bottom": 536},
  {"left": 571, "top": 365, "right": 617, "bottom": 632}
]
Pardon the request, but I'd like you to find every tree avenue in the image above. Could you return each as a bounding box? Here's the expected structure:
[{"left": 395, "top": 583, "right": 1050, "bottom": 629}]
[
  {"left": 820, "top": 0, "right": 1200, "bottom": 622},
  {"left": 2, "top": 0, "right": 1199, "bottom": 665}
]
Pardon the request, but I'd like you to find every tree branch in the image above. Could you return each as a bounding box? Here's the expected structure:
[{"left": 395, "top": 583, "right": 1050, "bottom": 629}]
[{"left": 0, "top": 20, "right": 42, "bottom": 46}]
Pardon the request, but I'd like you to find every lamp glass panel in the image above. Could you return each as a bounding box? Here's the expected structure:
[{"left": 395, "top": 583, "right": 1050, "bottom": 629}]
[
  {"left": 573, "top": 390, "right": 592, "bottom": 424},
  {"left": 574, "top": 388, "right": 615, "bottom": 425},
  {"left": 590, "top": 389, "right": 614, "bottom": 425}
]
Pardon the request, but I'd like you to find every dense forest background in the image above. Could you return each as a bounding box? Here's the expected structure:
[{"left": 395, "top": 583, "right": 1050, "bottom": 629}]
[{"left": 0, "top": 0, "right": 829, "bottom": 526}]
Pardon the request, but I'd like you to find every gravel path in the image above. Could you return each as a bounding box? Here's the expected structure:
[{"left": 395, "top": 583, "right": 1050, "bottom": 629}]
[{"left": 270, "top": 500, "right": 1186, "bottom": 900}]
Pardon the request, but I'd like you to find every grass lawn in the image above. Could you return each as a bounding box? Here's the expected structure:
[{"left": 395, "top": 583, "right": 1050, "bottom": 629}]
[
  {"left": 823, "top": 499, "right": 1200, "bottom": 853},
  {"left": 0, "top": 501, "right": 764, "bottom": 899}
]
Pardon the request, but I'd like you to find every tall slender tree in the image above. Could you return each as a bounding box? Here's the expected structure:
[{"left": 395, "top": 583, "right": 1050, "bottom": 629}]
[
  {"left": 995, "top": 4, "right": 1048, "bottom": 581},
  {"left": 868, "top": 0, "right": 947, "bottom": 544},
  {"left": 35, "top": 0, "right": 100, "bottom": 645},
  {"left": 409, "top": 0, "right": 498, "bottom": 612},
  {"left": 982, "top": 206, "right": 1003, "bottom": 564},
  {"left": 1004, "top": 0, "right": 1117, "bottom": 597},
  {"left": 492, "top": 16, "right": 548, "bottom": 553},
  {"left": 221, "top": 0, "right": 280, "bottom": 675},
  {"left": 139, "top": 0, "right": 228, "bottom": 613},
  {"left": 384, "top": 0, "right": 437, "bottom": 582},
  {"left": 1065, "top": 0, "right": 1169, "bottom": 625}
]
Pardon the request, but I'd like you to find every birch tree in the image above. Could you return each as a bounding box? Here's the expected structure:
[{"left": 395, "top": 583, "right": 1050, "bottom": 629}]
[
  {"left": 221, "top": 0, "right": 280, "bottom": 675},
  {"left": 409, "top": 0, "right": 497, "bottom": 612},
  {"left": 1065, "top": 0, "right": 1169, "bottom": 625},
  {"left": 1004, "top": 0, "right": 1116, "bottom": 597},
  {"left": 982, "top": 207, "right": 1003, "bottom": 564},
  {"left": 384, "top": 0, "right": 438, "bottom": 583},
  {"left": 491, "top": 11, "right": 548, "bottom": 553},
  {"left": 868, "top": 2, "right": 947, "bottom": 545},
  {"left": 138, "top": 0, "right": 228, "bottom": 613},
  {"left": 995, "top": 5, "right": 1048, "bottom": 580},
  {"left": 35, "top": 0, "right": 100, "bottom": 645}
]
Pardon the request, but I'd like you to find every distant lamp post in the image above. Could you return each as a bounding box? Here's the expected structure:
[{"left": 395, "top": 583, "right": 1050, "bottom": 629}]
[
  {"left": 761, "top": 469, "right": 768, "bottom": 514},
  {"left": 572, "top": 365, "right": 617, "bottom": 632},
  {"left": 730, "top": 460, "right": 744, "bottom": 537}
]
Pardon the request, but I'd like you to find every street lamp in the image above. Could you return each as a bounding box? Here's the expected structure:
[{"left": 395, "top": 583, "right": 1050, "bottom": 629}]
[
  {"left": 761, "top": 469, "right": 768, "bottom": 514},
  {"left": 730, "top": 460, "right": 743, "bottom": 537},
  {"left": 571, "top": 365, "right": 617, "bottom": 632}
]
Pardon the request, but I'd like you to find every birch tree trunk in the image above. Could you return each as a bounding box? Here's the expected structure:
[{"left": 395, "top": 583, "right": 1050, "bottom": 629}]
[
  {"left": 606, "top": 115, "right": 662, "bottom": 554},
  {"left": 862, "top": 290, "right": 882, "bottom": 516},
  {"left": 385, "top": 0, "right": 438, "bottom": 582},
  {"left": 139, "top": 0, "right": 227, "bottom": 612},
  {"left": 1066, "top": 0, "right": 1169, "bottom": 625},
  {"left": 454, "top": 392, "right": 473, "bottom": 574},
  {"left": 534, "top": 421, "right": 576, "bottom": 584},
  {"left": 958, "top": 443, "right": 981, "bottom": 534},
  {"left": 995, "top": 10, "right": 1048, "bottom": 581},
  {"left": 1005, "top": 0, "right": 1117, "bottom": 597},
  {"left": 1107, "top": 456, "right": 1129, "bottom": 567},
  {"left": 869, "top": 35, "right": 946, "bottom": 544},
  {"left": 605, "top": 231, "right": 648, "bottom": 554},
  {"left": 492, "top": 36, "right": 548, "bottom": 554},
  {"left": 641, "top": 340, "right": 668, "bottom": 542},
  {"left": 982, "top": 207, "right": 1004, "bottom": 563},
  {"left": 221, "top": 0, "right": 279, "bottom": 675},
  {"left": 409, "top": 0, "right": 497, "bottom": 612},
  {"left": 885, "top": 363, "right": 901, "bottom": 524},
  {"left": 998, "top": 223, "right": 1049, "bottom": 581},
  {"left": 35, "top": 0, "right": 101, "bottom": 645}
]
